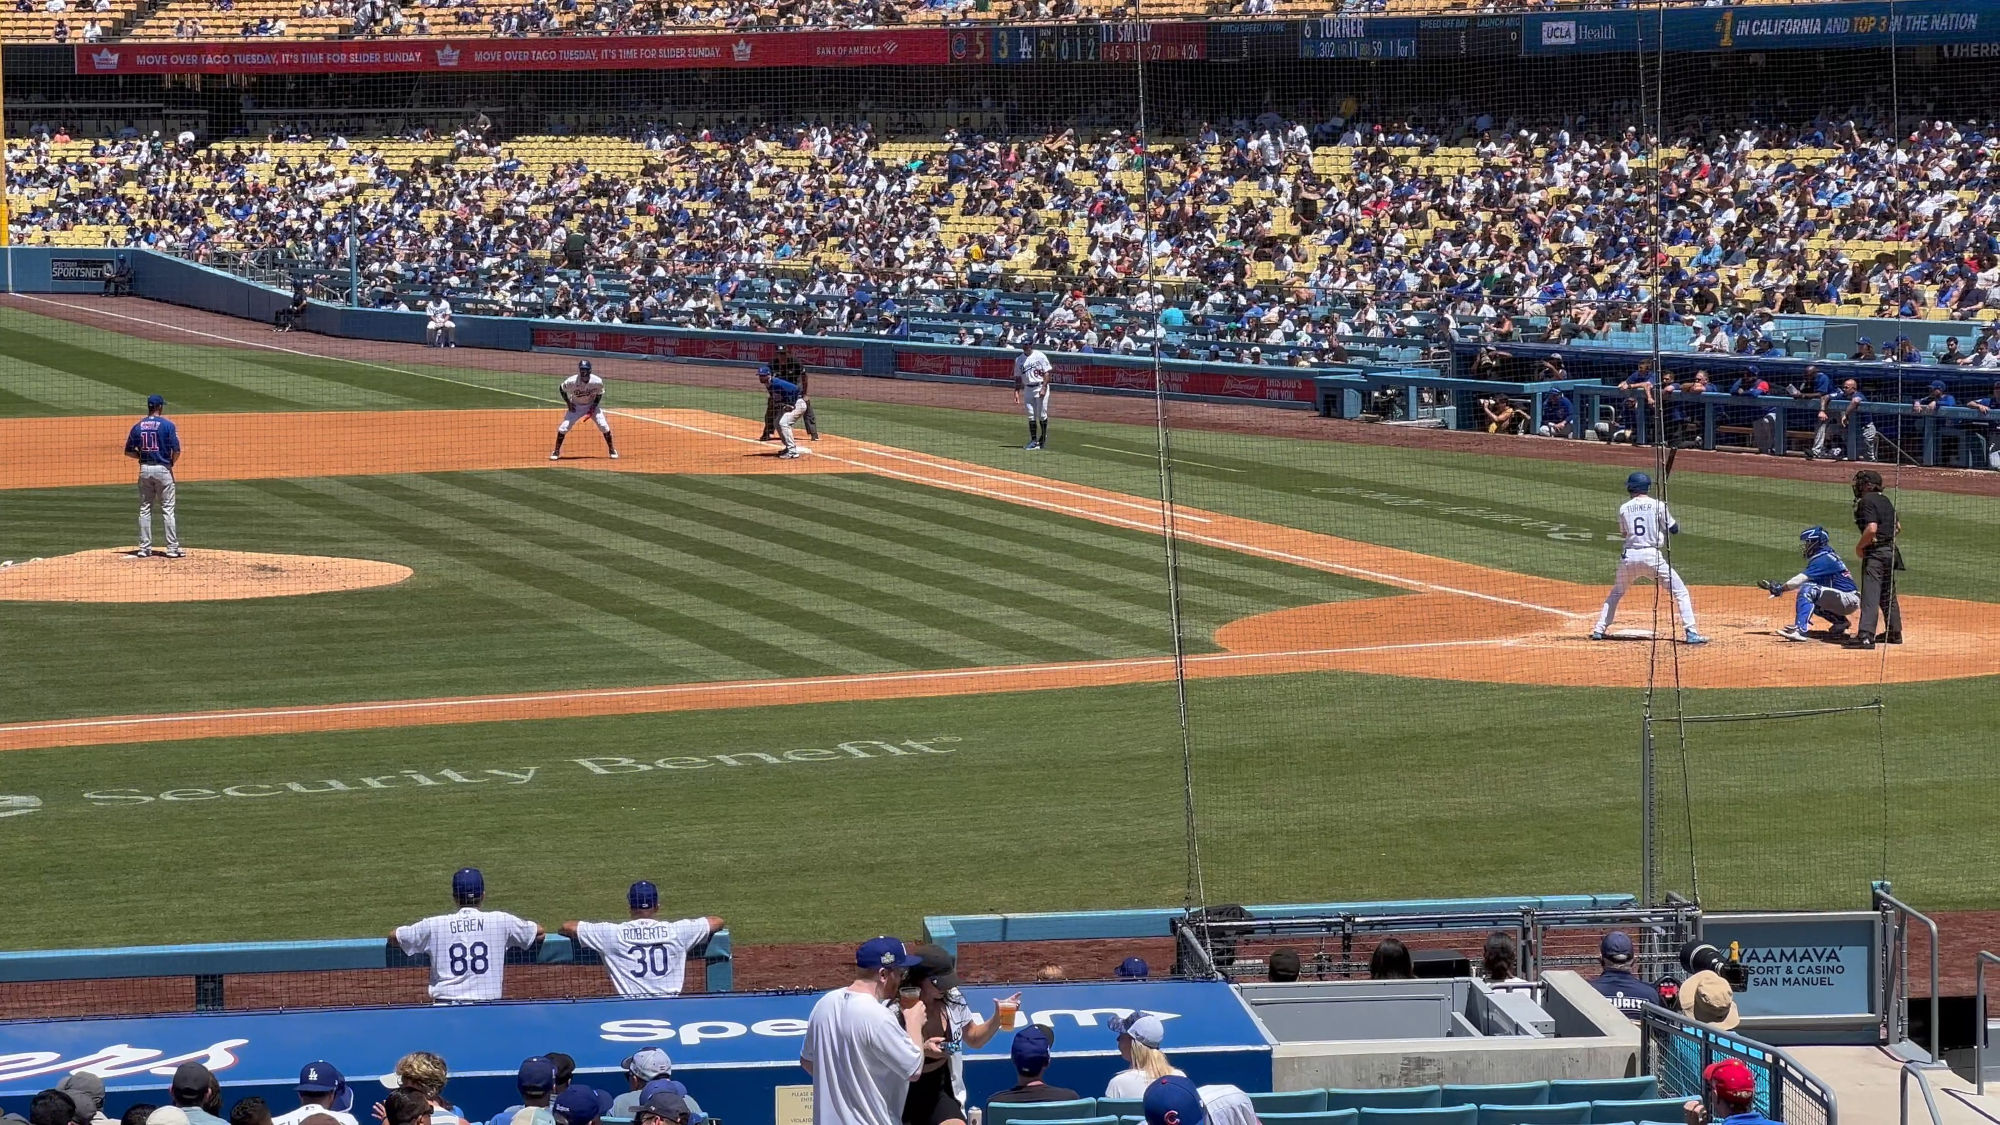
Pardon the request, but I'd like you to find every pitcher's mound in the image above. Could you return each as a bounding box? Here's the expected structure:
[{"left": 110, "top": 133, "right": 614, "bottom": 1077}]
[{"left": 0, "top": 549, "right": 413, "bottom": 603}]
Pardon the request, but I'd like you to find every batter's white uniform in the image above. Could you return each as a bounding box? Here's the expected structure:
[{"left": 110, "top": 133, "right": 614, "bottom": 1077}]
[
  {"left": 394, "top": 907, "right": 540, "bottom": 1002},
  {"left": 559, "top": 373, "right": 612, "bottom": 435},
  {"left": 572, "top": 915, "right": 714, "bottom": 998},
  {"left": 1016, "top": 349, "right": 1052, "bottom": 421},
  {"left": 426, "top": 298, "right": 455, "bottom": 345},
  {"left": 1593, "top": 494, "right": 1699, "bottom": 636}
]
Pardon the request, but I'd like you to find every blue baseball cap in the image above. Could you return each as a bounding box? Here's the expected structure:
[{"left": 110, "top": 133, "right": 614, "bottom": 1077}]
[
  {"left": 297, "top": 1062, "right": 344, "bottom": 1093},
  {"left": 146, "top": 394, "right": 164, "bottom": 408},
  {"left": 856, "top": 936, "right": 923, "bottom": 970},
  {"left": 551, "top": 1087, "right": 601, "bottom": 1125},
  {"left": 1601, "top": 931, "right": 1636, "bottom": 965},
  {"left": 1116, "top": 957, "right": 1150, "bottom": 979},
  {"left": 1011, "top": 1025, "right": 1054, "bottom": 1074},
  {"left": 1143, "top": 1075, "right": 1206, "bottom": 1125},
  {"left": 1930, "top": 379, "right": 1948, "bottom": 390},
  {"left": 1856, "top": 336, "right": 1872, "bottom": 344},
  {"left": 452, "top": 867, "right": 484, "bottom": 901},
  {"left": 629, "top": 881, "right": 659, "bottom": 910},
  {"left": 516, "top": 1056, "right": 556, "bottom": 1094}
]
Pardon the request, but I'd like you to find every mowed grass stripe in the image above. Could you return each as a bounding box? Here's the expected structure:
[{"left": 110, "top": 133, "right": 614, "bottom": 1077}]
[
  {"left": 648, "top": 474, "right": 1172, "bottom": 653},
  {"left": 242, "top": 353, "right": 538, "bottom": 411},
  {"left": 334, "top": 475, "right": 835, "bottom": 679},
  {"left": 427, "top": 472, "right": 970, "bottom": 671},
  {"left": 800, "top": 472, "right": 1375, "bottom": 609},
  {"left": 0, "top": 326, "right": 302, "bottom": 413},
  {"left": 266, "top": 477, "right": 723, "bottom": 678},
  {"left": 545, "top": 472, "right": 1098, "bottom": 665}
]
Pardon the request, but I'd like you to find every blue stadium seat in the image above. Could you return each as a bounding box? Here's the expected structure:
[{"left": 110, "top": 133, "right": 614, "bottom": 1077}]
[
  {"left": 1476, "top": 1103, "right": 1591, "bottom": 1125},
  {"left": 1251, "top": 1091, "right": 1330, "bottom": 1114},
  {"left": 1094, "top": 1100, "right": 1142, "bottom": 1119},
  {"left": 1326, "top": 1087, "right": 1444, "bottom": 1111},
  {"left": 1591, "top": 1099, "right": 1689, "bottom": 1123},
  {"left": 1259, "top": 1111, "right": 1357, "bottom": 1125},
  {"left": 987, "top": 1102, "right": 1099, "bottom": 1125},
  {"left": 1548, "top": 1078, "right": 1658, "bottom": 1103},
  {"left": 1356, "top": 1108, "right": 1477, "bottom": 1125},
  {"left": 1443, "top": 1083, "right": 1547, "bottom": 1107},
  {"left": 1023, "top": 1117, "right": 1117, "bottom": 1125}
]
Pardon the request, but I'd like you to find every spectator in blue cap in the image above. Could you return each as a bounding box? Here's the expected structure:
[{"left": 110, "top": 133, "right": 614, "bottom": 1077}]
[
  {"left": 486, "top": 1059, "right": 558, "bottom": 1125},
  {"left": 273, "top": 1064, "right": 353, "bottom": 1125},
  {"left": 549, "top": 1089, "right": 599, "bottom": 1125},
  {"left": 987, "top": 1025, "right": 1078, "bottom": 1107},
  {"left": 1589, "top": 932, "right": 1660, "bottom": 1020},
  {"left": 799, "top": 937, "right": 932, "bottom": 1125},
  {"left": 632, "top": 1091, "right": 691, "bottom": 1125},
  {"left": 1115, "top": 958, "right": 1149, "bottom": 981},
  {"left": 1142, "top": 1077, "right": 1204, "bottom": 1125}
]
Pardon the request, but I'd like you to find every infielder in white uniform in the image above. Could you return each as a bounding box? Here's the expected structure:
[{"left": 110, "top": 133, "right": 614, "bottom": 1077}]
[
  {"left": 1014, "top": 341, "right": 1052, "bottom": 450},
  {"left": 391, "top": 867, "right": 543, "bottom": 1003},
  {"left": 426, "top": 295, "right": 456, "bottom": 348},
  {"left": 1591, "top": 471, "right": 1709, "bottom": 645},
  {"left": 551, "top": 359, "right": 618, "bottom": 461},
  {"left": 560, "top": 880, "right": 722, "bottom": 999}
]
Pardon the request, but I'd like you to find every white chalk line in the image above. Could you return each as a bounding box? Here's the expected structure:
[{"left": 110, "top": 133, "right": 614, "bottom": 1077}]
[
  {"left": 6, "top": 296, "right": 1584, "bottom": 621},
  {"left": 0, "top": 639, "right": 1510, "bottom": 738}
]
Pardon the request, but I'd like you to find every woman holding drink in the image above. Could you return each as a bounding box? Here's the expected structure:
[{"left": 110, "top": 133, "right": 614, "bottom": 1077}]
[{"left": 902, "top": 945, "right": 1022, "bottom": 1125}]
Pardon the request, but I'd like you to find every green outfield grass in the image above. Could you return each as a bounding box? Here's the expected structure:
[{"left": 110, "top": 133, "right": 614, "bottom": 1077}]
[{"left": 2, "top": 305, "right": 1997, "bottom": 948}]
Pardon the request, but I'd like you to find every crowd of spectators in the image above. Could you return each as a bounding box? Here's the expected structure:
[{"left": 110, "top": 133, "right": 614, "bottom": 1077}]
[{"left": 10, "top": 106, "right": 2000, "bottom": 387}]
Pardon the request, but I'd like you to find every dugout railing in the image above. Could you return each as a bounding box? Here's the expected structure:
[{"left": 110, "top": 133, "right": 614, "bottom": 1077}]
[
  {"left": 0, "top": 930, "right": 731, "bottom": 1018},
  {"left": 1638, "top": 1001, "right": 1839, "bottom": 1125},
  {"left": 1875, "top": 883, "right": 1942, "bottom": 1065}
]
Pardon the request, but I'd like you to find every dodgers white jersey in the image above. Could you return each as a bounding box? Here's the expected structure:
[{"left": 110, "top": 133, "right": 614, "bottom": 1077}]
[
  {"left": 574, "top": 916, "right": 714, "bottom": 998},
  {"left": 395, "top": 907, "right": 539, "bottom": 1001},
  {"left": 1015, "top": 350, "right": 1051, "bottom": 388},
  {"left": 1618, "top": 495, "right": 1677, "bottom": 551},
  {"left": 562, "top": 373, "right": 606, "bottom": 409}
]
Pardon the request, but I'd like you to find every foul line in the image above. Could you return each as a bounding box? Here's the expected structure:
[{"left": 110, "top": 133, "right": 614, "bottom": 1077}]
[
  {"left": 0, "top": 639, "right": 1510, "bottom": 740},
  {"left": 7, "top": 296, "right": 1582, "bottom": 621}
]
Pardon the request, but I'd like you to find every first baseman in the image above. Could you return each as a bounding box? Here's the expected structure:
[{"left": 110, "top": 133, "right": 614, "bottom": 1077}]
[
  {"left": 1015, "top": 340, "right": 1052, "bottom": 450},
  {"left": 559, "top": 881, "right": 723, "bottom": 999},
  {"left": 390, "top": 867, "right": 543, "bottom": 1004},
  {"left": 551, "top": 360, "right": 617, "bottom": 461},
  {"left": 1591, "top": 471, "right": 1708, "bottom": 645},
  {"left": 125, "top": 393, "right": 182, "bottom": 558},
  {"left": 1758, "top": 526, "right": 1860, "bottom": 642}
]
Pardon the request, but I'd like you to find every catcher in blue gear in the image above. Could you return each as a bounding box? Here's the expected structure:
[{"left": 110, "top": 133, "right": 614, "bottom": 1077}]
[{"left": 1758, "top": 526, "right": 1862, "bottom": 641}]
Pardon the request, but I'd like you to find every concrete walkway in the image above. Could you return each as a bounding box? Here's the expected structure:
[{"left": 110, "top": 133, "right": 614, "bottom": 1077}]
[{"left": 1788, "top": 1046, "right": 2000, "bottom": 1124}]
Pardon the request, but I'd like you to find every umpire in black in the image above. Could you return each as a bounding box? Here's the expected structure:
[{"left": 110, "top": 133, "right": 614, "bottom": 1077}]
[
  {"left": 759, "top": 346, "right": 818, "bottom": 441},
  {"left": 1847, "top": 469, "right": 1903, "bottom": 649}
]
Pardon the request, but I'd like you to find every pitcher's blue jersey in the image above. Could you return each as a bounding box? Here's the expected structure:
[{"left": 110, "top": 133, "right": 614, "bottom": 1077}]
[{"left": 126, "top": 416, "right": 180, "bottom": 467}]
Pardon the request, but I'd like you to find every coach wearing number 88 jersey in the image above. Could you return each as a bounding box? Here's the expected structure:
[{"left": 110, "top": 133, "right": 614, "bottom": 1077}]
[
  {"left": 393, "top": 868, "right": 545, "bottom": 1004},
  {"left": 562, "top": 882, "right": 723, "bottom": 998}
]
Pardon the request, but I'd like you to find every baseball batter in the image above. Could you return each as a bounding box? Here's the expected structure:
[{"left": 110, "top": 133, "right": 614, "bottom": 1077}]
[
  {"left": 1759, "top": 526, "right": 1861, "bottom": 642},
  {"left": 560, "top": 881, "right": 723, "bottom": 999},
  {"left": 551, "top": 360, "right": 618, "bottom": 461},
  {"left": 759, "top": 369, "right": 805, "bottom": 459},
  {"left": 1591, "top": 471, "right": 1708, "bottom": 645},
  {"left": 1014, "top": 341, "right": 1052, "bottom": 450},
  {"left": 391, "top": 867, "right": 543, "bottom": 1003},
  {"left": 125, "top": 393, "right": 182, "bottom": 558}
]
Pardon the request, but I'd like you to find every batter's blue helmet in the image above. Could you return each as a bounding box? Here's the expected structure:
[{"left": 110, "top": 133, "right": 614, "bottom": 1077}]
[
  {"left": 578, "top": 359, "right": 592, "bottom": 376},
  {"left": 1800, "top": 525, "right": 1831, "bottom": 556},
  {"left": 1626, "top": 471, "right": 1653, "bottom": 493},
  {"left": 628, "top": 880, "right": 659, "bottom": 910},
  {"left": 452, "top": 866, "right": 485, "bottom": 903}
]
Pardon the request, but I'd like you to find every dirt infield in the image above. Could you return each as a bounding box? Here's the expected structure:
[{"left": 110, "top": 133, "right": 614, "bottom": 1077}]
[
  {"left": 0, "top": 548, "right": 413, "bottom": 602},
  {"left": 12, "top": 293, "right": 2000, "bottom": 497},
  {"left": 0, "top": 406, "right": 1987, "bottom": 753}
]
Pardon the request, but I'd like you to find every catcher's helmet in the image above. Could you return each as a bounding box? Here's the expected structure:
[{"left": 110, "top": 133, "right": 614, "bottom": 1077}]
[
  {"left": 1626, "top": 471, "right": 1653, "bottom": 493},
  {"left": 1800, "top": 525, "right": 1831, "bottom": 557}
]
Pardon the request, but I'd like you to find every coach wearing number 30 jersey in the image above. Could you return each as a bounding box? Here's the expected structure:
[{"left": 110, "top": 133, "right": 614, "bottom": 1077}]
[
  {"left": 392, "top": 868, "right": 544, "bottom": 1004},
  {"left": 562, "top": 882, "right": 722, "bottom": 998}
]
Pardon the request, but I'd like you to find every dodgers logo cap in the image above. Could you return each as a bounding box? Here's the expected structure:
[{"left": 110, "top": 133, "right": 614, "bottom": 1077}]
[
  {"left": 551, "top": 1087, "right": 601, "bottom": 1125},
  {"left": 516, "top": 1056, "right": 556, "bottom": 1094},
  {"left": 855, "top": 936, "right": 922, "bottom": 969},
  {"left": 452, "top": 867, "right": 484, "bottom": 900},
  {"left": 629, "top": 881, "right": 660, "bottom": 910},
  {"left": 297, "top": 1062, "right": 345, "bottom": 1093}
]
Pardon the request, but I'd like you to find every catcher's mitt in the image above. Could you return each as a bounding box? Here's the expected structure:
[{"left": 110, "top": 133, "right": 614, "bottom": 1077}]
[{"left": 1756, "top": 579, "right": 1784, "bottom": 596}]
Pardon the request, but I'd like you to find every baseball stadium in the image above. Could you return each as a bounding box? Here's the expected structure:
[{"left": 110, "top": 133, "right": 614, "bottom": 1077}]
[{"left": 3, "top": 7, "right": 2000, "bottom": 1125}]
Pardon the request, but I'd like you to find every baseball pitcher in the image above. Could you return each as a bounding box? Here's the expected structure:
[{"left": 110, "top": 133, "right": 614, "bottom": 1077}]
[
  {"left": 1759, "top": 526, "right": 1861, "bottom": 642},
  {"left": 125, "top": 393, "right": 182, "bottom": 558}
]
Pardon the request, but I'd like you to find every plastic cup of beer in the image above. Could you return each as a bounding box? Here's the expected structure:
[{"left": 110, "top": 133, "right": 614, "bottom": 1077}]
[{"left": 994, "top": 997, "right": 1019, "bottom": 1027}]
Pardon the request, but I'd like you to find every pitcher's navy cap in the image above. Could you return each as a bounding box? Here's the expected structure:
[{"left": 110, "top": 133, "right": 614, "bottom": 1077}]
[{"left": 147, "top": 394, "right": 165, "bottom": 408}]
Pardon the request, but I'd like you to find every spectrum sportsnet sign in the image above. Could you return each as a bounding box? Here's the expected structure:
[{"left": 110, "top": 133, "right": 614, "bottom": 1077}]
[
  {"left": 75, "top": 28, "right": 955, "bottom": 74},
  {"left": 535, "top": 329, "right": 864, "bottom": 371},
  {"left": 895, "top": 351, "right": 1316, "bottom": 403}
]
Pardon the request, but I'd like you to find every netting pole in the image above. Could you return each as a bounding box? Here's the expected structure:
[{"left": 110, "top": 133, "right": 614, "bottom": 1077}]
[{"left": 1641, "top": 714, "right": 1656, "bottom": 908}]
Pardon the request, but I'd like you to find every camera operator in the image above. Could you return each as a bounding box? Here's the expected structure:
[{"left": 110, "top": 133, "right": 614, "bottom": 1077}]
[{"left": 1681, "top": 1059, "right": 1777, "bottom": 1125}]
